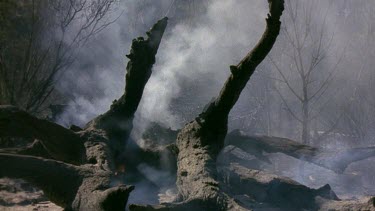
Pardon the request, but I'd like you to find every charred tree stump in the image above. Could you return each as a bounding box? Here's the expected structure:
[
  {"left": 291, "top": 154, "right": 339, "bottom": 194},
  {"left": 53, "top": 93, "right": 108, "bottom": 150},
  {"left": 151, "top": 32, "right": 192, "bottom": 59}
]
[
  {"left": 86, "top": 17, "right": 168, "bottom": 166},
  {"left": 0, "top": 17, "right": 168, "bottom": 211},
  {"left": 2, "top": 4, "right": 374, "bottom": 211}
]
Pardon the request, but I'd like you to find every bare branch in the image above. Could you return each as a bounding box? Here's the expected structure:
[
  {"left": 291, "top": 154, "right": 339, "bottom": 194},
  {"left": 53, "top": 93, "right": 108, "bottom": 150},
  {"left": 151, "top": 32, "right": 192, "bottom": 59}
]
[
  {"left": 273, "top": 84, "right": 303, "bottom": 123},
  {"left": 268, "top": 56, "right": 303, "bottom": 101}
]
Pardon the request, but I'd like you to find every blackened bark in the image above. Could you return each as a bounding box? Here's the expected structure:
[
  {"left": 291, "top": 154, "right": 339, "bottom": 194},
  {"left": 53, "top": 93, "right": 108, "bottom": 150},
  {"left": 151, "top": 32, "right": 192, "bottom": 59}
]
[
  {"left": 0, "top": 153, "right": 82, "bottom": 207},
  {"left": 173, "top": 1, "right": 284, "bottom": 210},
  {"left": 130, "top": 1, "right": 285, "bottom": 210},
  {"left": 0, "top": 105, "right": 85, "bottom": 164},
  {"left": 0, "top": 18, "right": 168, "bottom": 211},
  {"left": 0, "top": 153, "right": 134, "bottom": 210},
  {"left": 220, "top": 163, "right": 338, "bottom": 210},
  {"left": 87, "top": 18, "right": 168, "bottom": 162}
]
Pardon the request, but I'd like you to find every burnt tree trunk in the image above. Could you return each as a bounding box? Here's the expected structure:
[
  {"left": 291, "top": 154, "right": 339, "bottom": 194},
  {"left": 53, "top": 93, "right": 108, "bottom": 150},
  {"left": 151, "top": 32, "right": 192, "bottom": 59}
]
[
  {"left": 130, "top": 1, "right": 285, "bottom": 210},
  {"left": 0, "top": 17, "right": 168, "bottom": 211},
  {"left": 2, "top": 4, "right": 375, "bottom": 211},
  {"left": 0, "top": 106, "right": 86, "bottom": 164},
  {"left": 173, "top": 0, "right": 284, "bottom": 209},
  {"left": 86, "top": 17, "right": 168, "bottom": 166}
]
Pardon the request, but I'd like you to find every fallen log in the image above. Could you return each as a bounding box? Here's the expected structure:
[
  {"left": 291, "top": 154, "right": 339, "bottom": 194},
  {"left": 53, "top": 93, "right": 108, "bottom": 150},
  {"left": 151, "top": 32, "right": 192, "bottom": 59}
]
[
  {"left": 0, "top": 17, "right": 168, "bottom": 211},
  {"left": 220, "top": 163, "right": 375, "bottom": 211},
  {"left": 219, "top": 163, "right": 338, "bottom": 210},
  {"left": 226, "top": 130, "right": 375, "bottom": 173},
  {"left": 0, "top": 153, "right": 133, "bottom": 210},
  {"left": 0, "top": 105, "right": 85, "bottom": 164}
]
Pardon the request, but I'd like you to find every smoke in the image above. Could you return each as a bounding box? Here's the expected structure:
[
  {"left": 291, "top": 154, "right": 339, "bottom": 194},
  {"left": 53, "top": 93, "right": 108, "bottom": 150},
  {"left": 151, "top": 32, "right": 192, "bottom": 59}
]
[
  {"left": 55, "top": 0, "right": 174, "bottom": 127},
  {"left": 53, "top": 0, "right": 375, "bottom": 203},
  {"left": 55, "top": 0, "right": 375, "bottom": 141},
  {"left": 137, "top": 0, "right": 268, "bottom": 129},
  {"left": 56, "top": 0, "right": 270, "bottom": 129}
]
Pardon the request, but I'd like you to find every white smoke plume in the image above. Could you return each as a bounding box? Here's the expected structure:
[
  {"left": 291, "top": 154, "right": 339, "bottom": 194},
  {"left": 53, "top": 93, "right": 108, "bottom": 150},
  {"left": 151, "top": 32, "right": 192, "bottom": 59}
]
[{"left": 54, "top": 0, "right": 375, "bottom": 200}]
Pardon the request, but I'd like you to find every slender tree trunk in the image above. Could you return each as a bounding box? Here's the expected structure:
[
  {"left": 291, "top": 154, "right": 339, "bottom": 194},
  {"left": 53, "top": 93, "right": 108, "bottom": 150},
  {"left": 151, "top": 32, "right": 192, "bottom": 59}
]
[
  {"left": 302, "top": 80, "right": 310, "bottom": 144},
  {"left": 302, "top": 101, "right": 310, "bottom": 144}
]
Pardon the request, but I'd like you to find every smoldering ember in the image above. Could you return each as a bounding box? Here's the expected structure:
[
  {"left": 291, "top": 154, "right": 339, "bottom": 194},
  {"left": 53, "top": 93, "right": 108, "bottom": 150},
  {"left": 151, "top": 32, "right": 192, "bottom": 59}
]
[{"left": 1, "top": 0, "right": 375, "bottom": 211}]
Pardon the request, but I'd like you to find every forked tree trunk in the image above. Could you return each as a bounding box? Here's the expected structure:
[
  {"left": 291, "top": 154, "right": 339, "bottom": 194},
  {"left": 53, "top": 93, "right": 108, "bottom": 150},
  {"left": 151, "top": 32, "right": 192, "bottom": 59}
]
[
  {"left": 130, "top": 1, "right": 285, "bottom": 210},
  {"left": 2, "top": 3, "right": 375, "bottom": 211}
]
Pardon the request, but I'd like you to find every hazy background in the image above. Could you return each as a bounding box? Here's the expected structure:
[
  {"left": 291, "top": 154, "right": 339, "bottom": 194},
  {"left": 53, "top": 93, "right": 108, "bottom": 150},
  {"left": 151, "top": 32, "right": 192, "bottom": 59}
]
[
  {"left": 54, "top": 0, "right": 375, "bottom": 199},
  {"left": 56, "top": 0, "right": 375, "bottom": 145}
]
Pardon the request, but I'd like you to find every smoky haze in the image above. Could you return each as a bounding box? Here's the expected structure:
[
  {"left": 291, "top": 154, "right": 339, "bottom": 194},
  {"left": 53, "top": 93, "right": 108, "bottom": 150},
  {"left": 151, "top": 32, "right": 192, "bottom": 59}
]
[{"left": 56, "top": 0, "right": 375, "bottom": 200}]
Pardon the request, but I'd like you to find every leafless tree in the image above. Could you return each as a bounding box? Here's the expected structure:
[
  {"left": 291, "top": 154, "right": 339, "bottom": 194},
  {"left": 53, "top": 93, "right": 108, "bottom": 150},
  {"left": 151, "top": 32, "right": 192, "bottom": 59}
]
[
  {"left": 0, "top": 0, "right": 117, "bottom": 114},
  {"left": 340, "top": 0, "right": 375, "bottom": 145},
  {"left": 268, "top": 0, "right": 343, "bottom": 144}
]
